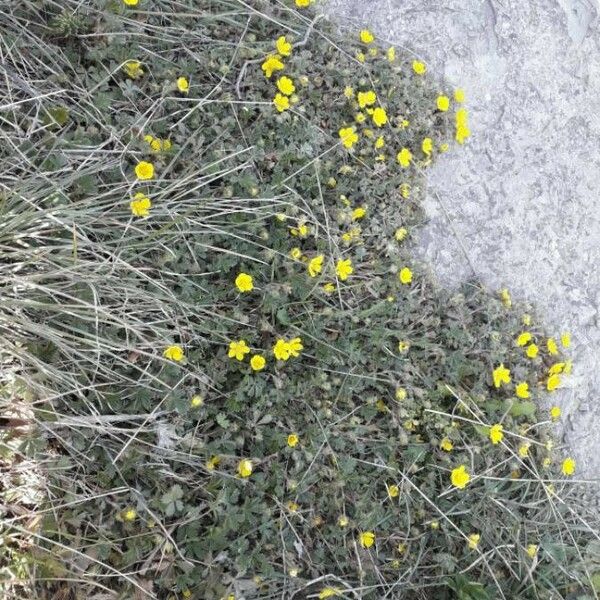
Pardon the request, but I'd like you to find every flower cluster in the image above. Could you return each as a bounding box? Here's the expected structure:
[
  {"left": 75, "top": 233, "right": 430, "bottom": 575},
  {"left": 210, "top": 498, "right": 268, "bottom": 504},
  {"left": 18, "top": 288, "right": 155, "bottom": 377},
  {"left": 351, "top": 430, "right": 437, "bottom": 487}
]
[
  {"left": 143, "top": 134, "right": 172, "bottom": 153},
  {"left": 336, "top": 31, "right": 466, "bottom": 171},
  {"left": 273, "top": 337, "right": 303, "bottom": 361},
  {"left": 262, "top": 36, "right": 298, "bottom": 113}
]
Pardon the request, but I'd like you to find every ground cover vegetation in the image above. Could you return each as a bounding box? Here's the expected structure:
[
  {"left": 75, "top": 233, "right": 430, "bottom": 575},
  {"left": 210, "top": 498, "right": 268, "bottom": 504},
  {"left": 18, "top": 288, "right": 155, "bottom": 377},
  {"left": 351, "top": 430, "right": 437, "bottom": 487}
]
[{"left": 0, "top": 0, "right": 599, "bottom": 598}]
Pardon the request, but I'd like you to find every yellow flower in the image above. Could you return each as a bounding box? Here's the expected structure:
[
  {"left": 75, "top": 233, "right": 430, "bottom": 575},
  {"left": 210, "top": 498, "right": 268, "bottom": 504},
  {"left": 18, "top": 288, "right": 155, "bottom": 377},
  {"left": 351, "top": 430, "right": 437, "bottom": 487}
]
[
  {"left": 341, "top": 228, "right": 359, "bottom": 243},
  {"left": 561, "top": 457, "right": 575, "bottom": 476},
  {"left": 291, "top": 222, "right": 309, "bottom": 237},
  {"left": 561, "top": 332, "right": 571, "bottom": 348},
  {"left": 276, "top": 76, "right": 295, "bottom": 96},
  {"left": 549, "top": 362, "right": 565, "bottom": 375},
  {"left": 276, "top": 35, "right": 292, "bottom": 57},
  {"left": 206, "top": 455, "right": 220, "bottom": 471},
  {"left": 235, "top": 272, "right": 253, "bottom": 292},
  {"left": 395, "top": 227, "right": 408, "bottom": 242},
  {"left": 356, "top": 51, "right": 366, "bottom": 63},
  {"left": 308, "top": 255, "right": 324, "bottom": 277},
  {"left": 162, "top": 139, "right": 172, "bottom": 150},
  {"left": 450, "top": 464, "right": 471, "bottom": 489},
  {"left": 250, "top": 354, "right": 266, "bottom": 371},
  {"left": 339, "top": 126, "right": 359, "bottom": 149},
  {"left": 176, "top": 76, "right": 189, "bottom": 93},
  {"left": 352, "top": 206, "right": 366, "bottom": 220},
  {"left": 378, "top": 399, "right": 389, "bottom": 412},
  {"left": 355, "top": 112, "right": 366, "bottom": 123},
  {"left": 319, "top": 589, "right": 341, "bottom": 599},
  {"left": 436, "top": 95, "right": 450, "bottom": 111},
  {"left": 547, "top": 338, "right": 559, "bottom": 355},
  {"left": 397, "top": 148, "right": 412, "bottom": 167},
  {"left": 522, "top": 313, "right": 532, "bottom": 326},
  {"left": 338, "top": 515, "right": 349, "bottom": 527},
  {"left": 468, "top": 533, "right": 480, "bottom": 549},
  {"left": 440, "top": 142, "right": 449, "bottom": 153},
  {"left": 163, "top": 345, "right": 184, "bottom": 361},
  {"left": 228, "top": 340, "right": 250, "bottom": 361},
  {"left": 454, "top": 88, "right": 465, "bottom": 103},
  {"left": 135, "top": 161, "right": 154, "bottom": 180},
  {"left": 357, "top": 90, "right": 377, "bottom": 108},
  {"left": 526, "top": 343, "right": 539, "bottom": 359},
  {"left": 550, "top": 406, "right": 561, "bottom": 421},
  {"left": 273, "top": 93, "right": 290, "bottom": 112},
  {"left": 515, "top": 382, "right": 530, "bottom": 399},
  {"left": 190, "top": 395, "right": 204, "bottom": 408},
  {"left": 375, "top": 136, "right": 385, "bottom": 149},
  {"left": 336, "top": 258, "right": 353, "bottom": 281},
  {"left": 290, "top": 247, "right": 302, "bottom": 260},
  {"left": 516, "top": 332, "right": 532, "bottom": 346},
  {"left": 397, "top": 340, "right": 410, "bottom": 353},
  {"left": 286, "top": 501, "right": 299, "bottom": 513},
  {"left": 130, "top": 192, "right": 151, "bottom": 217},
  {"left": 440, "top": 437, "right": 454, "bottom": 452},
  {"left": 500, "top": 288, "right": 512, "bottom": 307},
  {"left": 150, "top": 138, "right": 161, "bottom": 152},
  {"left": 492, "top": 363, "right": 511, "bottom": 388},
  {"left": 344, "top": 86, "right": 354, "bottom": 99},
  {"left": 360, "top": 29, "right": 375, "bottom": 44},
  {"left": 273, "top": 339, "right": 290, "bottom": 360},
  {"left": 359, "top": 531, "right": 375, "bottom": 548},
  {"left": 455, "top": 107, "right": 471, "bottom": 144},
  {"left": 288, "top": 337, "right": 303, "bottom": 357},
  {"left": 123, "top": 60, "right": 143, "bottom": 78},
  {"left": 262, "top": 54, "right": 284, "bottom": 78},
  {"left": 564, "top": 360, "right": 573, "bottom": 374},
  {"left": 518, "top": 443, "right": 530, "bottom": 458},
  {"left": 399, "top": 267, "right": 413, "bottom": 284},
  {"left": 387, "top": 47, "right": 396, "bottom": 61},
  {"left": 287, "top": 433, "right": 299, "bottom": 448},
  {"left": 238, "top": 458, "right": 253, "bottom": 478},
  {"left": 412, "top": 60, "right": 426, "bottom": 75},
  {"left": 547, "top": 374, "right": 561, "bottom": 391},
  {"left": 395, "top": 387, "right": 407, "bottom": 401},
  {"left": 386, "top": 483, "right": 399, "bottom": 499},
  {"left": 526, "top": 544, "right": 538, "bottom": 559},
  {"left": 372, "top": 107, "right": 388, "bottom": 127},
  {"left": 422, "top": 137, "right": 433, "bottom": 156},
  {"left": 182, "top": 590, "right": 191, "bottom": 599},
  {"left": 123, "top": 0, "right": 139, "bottom": 6},
  {"left": 456, "top": 124, "right": 471, "bottom": 144},
  {"left": 323, "top": 282, "right": 336, "bottom": 294},
  {"left": 489, "top": 423, "right": 504, "bottom": 445},
  {"left": 122, "top": 507, "right": 137, "bottom": 521}
]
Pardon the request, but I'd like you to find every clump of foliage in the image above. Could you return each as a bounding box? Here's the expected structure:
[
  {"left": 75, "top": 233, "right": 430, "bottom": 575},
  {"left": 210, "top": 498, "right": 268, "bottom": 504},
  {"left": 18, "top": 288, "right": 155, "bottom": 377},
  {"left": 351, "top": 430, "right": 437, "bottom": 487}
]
[{"left": 0, "top": 0, "right": 598, "bottom": 599}]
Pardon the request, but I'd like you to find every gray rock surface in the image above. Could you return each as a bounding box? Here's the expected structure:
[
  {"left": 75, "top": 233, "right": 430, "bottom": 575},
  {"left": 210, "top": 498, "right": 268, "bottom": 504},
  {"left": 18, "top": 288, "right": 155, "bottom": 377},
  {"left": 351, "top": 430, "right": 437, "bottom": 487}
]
[{"left": 324, "top": 0, "right": 600, "bottom": 479}]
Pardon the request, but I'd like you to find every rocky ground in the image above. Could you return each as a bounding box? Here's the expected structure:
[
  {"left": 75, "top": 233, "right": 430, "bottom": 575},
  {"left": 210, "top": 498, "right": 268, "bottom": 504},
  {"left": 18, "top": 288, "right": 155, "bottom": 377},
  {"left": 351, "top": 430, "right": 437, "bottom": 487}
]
[{"left": 325, "top": 0, "right": 600, "bottom": 480}]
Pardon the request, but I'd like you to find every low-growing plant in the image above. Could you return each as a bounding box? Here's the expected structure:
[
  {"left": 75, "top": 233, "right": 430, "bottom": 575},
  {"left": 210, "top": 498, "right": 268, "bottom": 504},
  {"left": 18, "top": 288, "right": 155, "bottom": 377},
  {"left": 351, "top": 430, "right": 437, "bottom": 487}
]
[{"left": 0, "top": 0, "right": 598, "bottom": 599}]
